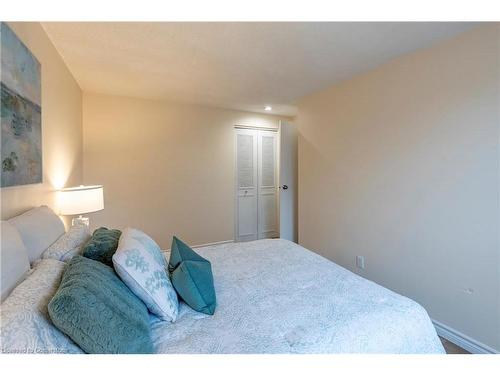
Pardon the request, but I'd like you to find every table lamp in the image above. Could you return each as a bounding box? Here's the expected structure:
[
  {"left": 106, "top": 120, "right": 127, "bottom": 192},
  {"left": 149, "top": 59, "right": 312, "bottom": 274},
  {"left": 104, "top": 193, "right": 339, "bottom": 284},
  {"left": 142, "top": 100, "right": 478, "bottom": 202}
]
[{"left": 58, "top": 185, "right": 104, "bottom": 226}]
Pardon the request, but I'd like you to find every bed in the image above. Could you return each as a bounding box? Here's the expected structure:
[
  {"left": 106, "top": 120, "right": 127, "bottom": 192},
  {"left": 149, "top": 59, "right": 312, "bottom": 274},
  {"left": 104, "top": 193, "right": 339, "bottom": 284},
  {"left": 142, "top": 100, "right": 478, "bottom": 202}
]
[
  {"left": 151, "top": 239, "right": 444, "bottom": 353},
  {"left": 0, "top": 207, "right": 444, "bottom": 354}
]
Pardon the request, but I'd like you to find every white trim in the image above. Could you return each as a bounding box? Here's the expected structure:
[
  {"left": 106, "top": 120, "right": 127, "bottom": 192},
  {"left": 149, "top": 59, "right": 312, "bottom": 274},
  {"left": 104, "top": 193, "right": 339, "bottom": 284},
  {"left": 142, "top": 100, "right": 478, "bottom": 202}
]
[
  {"left": 234, "top": 124, "right": 278, "bottom": 132},
  {"left": 277, "top": 121, "right": 282, "bottom": 239},
  {"left": 432, "top": 319, "right": 499, "bottom": 354},
  {"left": 191, "top": 240, "right": 234, "bottom": 249},
  {"left": 163, "top": 239, "right": 234, "bottom": 253},
  {"left": 59, "top": 185, "right": 102, "bottom": 192},
  {"left": 233, "top": 128, "right": 239, "bottom": 241}
]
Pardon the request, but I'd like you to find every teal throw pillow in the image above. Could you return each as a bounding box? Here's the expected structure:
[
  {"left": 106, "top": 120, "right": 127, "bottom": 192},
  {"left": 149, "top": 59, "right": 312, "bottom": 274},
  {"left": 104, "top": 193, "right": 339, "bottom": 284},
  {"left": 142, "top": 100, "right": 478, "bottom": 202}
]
[
  {"left": 82, "top": 227, "right": 121, "bottom": 266},
  {"left": 168, "top": 236, "right": 216, "bottom": 315},
  {"left": 48, "top": 256, "right": 153, "bottom": 354}
]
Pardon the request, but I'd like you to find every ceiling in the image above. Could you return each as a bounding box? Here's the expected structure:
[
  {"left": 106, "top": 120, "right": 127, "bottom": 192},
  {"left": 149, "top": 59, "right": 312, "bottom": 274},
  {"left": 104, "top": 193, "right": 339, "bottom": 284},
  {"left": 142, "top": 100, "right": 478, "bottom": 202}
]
[{"left": 42, "top": 22, "right": 476, "bottom": 116}]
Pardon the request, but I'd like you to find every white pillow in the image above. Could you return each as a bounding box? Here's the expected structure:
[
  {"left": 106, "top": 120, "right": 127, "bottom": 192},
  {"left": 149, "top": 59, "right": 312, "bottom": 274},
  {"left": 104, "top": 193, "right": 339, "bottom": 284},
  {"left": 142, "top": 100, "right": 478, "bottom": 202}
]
[
  {"left": 8, "top": 206, "right": 65, "bottom": 264},
  {"left": 42, "top": 224, "right": 91, "bottom": 262},
  {"left": 113, "top": 228, "right": 179, "bottom": 322},
  {"left": 0, "top": 221, "right": 30, "bottom": 302}
]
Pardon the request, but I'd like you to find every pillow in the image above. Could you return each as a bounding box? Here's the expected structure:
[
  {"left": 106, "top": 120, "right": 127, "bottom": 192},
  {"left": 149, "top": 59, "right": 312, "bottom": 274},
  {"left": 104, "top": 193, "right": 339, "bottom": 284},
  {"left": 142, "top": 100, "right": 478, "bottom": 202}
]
[
  {"left": 48, "top": 256, "right": 153, "bottom": 354},
  {"left": 168, "top": 236, "right": 216, "bottom": 315},
  {"left": 1, "top": 259, "right": 83, "bottom": 354},
  {"left": 0, "top": 221, "right": 30, "bottom": 302},
  {"left": 82, "top": 227, "right": 121, "bottom": 267},
  {"left": 113, "top": 228, "right": 178, "bottom": 322},
  {"left": 8, "top": 206, "right": 65, "bottom": 264},
  {"left": 42, "top": 224, "right": 91, "bottom": 262}
]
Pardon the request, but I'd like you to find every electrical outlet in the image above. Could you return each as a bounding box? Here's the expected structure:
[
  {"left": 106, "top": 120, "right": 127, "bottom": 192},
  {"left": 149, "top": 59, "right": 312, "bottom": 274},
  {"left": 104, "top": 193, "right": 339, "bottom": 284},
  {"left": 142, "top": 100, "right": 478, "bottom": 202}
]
[{"left": 356, "top": 256, "right": 365, "bottom": 270}]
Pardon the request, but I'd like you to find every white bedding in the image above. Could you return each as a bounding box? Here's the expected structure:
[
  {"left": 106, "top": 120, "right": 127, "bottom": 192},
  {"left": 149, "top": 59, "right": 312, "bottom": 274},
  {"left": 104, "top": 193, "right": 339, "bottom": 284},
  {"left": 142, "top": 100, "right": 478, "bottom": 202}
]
[
  {"left": 1, "top": 239, "right": 444, "bottom": 354},
  {"left": 152, "top": 239, "right": 444, "bottom": 353},
  {"left": 0, "top": 259, "right": 83, "bottom": 354}
]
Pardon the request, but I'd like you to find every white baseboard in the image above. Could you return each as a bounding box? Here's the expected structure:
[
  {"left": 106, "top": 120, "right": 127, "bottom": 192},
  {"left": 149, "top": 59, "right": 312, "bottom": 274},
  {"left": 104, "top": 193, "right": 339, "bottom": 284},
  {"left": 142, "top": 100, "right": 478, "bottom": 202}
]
[
  {"left": 163, "top": 239, "right": 234, "bottom": 252},
  {"left": 191, "top": 240, "right": 234, "bottom": 249},
  {"left": 432, "top": 319, "right": 499, "bottom": 354}
]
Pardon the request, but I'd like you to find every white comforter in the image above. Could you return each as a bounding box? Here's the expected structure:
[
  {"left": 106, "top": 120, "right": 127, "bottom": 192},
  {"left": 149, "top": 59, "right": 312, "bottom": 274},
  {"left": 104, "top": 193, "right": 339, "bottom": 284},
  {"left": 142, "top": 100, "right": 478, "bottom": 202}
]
[
  {"left": 1, "top": 239, "right": 444, "bottom": 354},
  {"left": 151, "top": 239, "right": 444, "bottom": 353},
  {"left": 0, "top": 259, "right": 83, "bottom": 354}
]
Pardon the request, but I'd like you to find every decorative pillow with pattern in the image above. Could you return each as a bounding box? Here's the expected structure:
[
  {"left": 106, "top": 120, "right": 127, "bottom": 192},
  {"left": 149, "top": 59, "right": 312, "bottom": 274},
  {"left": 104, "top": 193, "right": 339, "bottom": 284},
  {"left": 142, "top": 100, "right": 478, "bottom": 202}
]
[
  {"left": 112, "top": 228, "right": 179, "bottom": 322},
  {"left": 42, "top": 224, "right": 91, "bottom": 262}
]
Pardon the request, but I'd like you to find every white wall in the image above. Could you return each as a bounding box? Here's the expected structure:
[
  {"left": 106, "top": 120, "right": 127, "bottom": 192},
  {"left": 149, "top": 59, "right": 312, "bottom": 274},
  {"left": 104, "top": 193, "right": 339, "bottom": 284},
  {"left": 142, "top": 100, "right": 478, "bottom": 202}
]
[
  {"left": 297, "top": 25, "right": 500, "bottom": 351},
  {"left": 83, "top": 92, "right": 288, "bottom": 249},
  {"left": 1, "top": 22, "right": 83, "bottom": 226}
]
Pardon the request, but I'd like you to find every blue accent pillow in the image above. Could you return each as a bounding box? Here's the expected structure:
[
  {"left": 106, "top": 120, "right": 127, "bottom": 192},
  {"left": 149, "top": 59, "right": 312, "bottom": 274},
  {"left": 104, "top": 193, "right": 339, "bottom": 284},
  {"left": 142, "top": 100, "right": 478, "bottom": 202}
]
[
  {"left": 48, "top": 256, "right": 154, "bottom": 354},
  {"left": 168, "top": 236, "right": 216, "bottom": 315},
  {"left": 82, "top": 227, "right": 121, "bottom": 267}
]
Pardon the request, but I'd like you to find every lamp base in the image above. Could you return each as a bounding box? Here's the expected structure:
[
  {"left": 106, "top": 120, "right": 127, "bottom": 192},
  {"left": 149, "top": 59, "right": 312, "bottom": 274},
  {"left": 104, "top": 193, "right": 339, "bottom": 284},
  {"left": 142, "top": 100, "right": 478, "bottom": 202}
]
[{"left": 72, "top": 215, "right": 89, "bottom": 227}]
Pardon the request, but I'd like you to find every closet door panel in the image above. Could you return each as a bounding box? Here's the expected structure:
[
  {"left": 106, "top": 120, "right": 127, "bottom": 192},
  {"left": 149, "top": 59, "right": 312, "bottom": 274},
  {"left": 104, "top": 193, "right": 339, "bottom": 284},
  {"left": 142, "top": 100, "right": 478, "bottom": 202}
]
[
  {"left": 235, "top": 129, "right": 258, "bottom": 241},
  {"left": 258, "top": 131, "right": 278, "bottom": 239}
]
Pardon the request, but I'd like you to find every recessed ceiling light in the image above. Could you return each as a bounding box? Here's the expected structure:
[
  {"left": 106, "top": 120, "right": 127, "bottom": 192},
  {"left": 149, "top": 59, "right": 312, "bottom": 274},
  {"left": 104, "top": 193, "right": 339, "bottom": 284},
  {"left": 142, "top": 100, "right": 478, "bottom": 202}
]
[{"left": 264, "top": 106, "right": 272, "bottom": 111}]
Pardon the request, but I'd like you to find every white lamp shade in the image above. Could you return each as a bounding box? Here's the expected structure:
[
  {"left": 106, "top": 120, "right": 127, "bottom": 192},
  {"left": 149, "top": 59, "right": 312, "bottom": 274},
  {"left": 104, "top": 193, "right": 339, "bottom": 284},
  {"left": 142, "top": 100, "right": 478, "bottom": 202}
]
[{"left": 58, "top": 185, "right": 104, "bottom": 215}]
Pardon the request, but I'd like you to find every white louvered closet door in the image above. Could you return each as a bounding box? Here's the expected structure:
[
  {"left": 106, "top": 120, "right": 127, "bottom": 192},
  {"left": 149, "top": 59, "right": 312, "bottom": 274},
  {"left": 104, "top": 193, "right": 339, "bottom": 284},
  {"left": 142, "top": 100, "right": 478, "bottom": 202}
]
[
  {"left": 236, "top": 129, "right": 258, "bottom": 241},
  {"left": 235, "top": 128, "right": 278, "bottom": 242},
  {"left": 257, "top": 130, "right": 278, "bottom": 239}
]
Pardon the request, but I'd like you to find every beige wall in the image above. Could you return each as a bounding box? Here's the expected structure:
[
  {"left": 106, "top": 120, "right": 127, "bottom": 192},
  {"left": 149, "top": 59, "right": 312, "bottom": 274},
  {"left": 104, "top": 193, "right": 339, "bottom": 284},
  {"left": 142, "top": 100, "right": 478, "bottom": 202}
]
[
  {"left": 297, "top": 25, "right": 500, "bottom": 351},
  {"left": 1, "top": 22, "right": 83, "bottom": 225},
  {"left": 83, "top": 92, "right": 287, "bottom": 249}
]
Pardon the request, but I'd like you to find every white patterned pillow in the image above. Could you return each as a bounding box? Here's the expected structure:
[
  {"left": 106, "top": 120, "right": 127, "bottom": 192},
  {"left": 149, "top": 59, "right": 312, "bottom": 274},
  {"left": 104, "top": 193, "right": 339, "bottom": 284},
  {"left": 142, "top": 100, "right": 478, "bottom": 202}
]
[
  {"left": 112, "top": 228, "right": 179, "bottom": 322},
  {"left": 42, "top": 224, "right": 91, "bottom": 262}
]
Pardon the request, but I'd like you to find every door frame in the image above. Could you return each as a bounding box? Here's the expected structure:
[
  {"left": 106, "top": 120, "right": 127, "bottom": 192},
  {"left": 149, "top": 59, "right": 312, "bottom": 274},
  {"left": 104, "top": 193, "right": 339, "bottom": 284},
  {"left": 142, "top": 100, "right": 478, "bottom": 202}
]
[
  {"left": 278, "top": 120, "right": 298, "bottom": 242},
  {"left": 234, "top": 124, "right": 280, "bottom": 242}
]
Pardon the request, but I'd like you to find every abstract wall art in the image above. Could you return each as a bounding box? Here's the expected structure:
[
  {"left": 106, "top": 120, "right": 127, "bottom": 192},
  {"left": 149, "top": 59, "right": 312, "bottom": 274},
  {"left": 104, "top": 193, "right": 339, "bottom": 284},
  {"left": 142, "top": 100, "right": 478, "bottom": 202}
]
[{"left": 1, "top": 22, "right": 42, "bottom": 187}]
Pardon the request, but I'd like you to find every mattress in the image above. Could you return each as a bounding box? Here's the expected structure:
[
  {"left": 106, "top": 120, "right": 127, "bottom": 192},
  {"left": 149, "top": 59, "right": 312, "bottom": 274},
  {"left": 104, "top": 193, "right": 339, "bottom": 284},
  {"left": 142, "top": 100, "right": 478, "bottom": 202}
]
[{"left": 151, "top": 239, "right": 444, "bottom": 353}]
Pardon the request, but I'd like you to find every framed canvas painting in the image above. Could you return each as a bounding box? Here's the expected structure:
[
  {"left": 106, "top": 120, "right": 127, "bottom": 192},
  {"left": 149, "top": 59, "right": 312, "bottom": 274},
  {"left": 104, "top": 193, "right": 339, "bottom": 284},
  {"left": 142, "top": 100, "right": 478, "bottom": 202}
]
[{"left": 1, "top": 22, "right": 42, "bottom": 187}]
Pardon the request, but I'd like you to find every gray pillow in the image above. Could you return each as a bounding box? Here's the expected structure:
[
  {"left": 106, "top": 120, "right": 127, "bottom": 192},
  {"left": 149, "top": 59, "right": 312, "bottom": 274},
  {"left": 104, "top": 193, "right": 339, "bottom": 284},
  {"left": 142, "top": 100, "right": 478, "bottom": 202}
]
[
  {"left": 0, "top": 221, "right": 30, "bottom": 302},
  {"left": 8, "top": 206, "right": 65, "bottom": 264}
]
